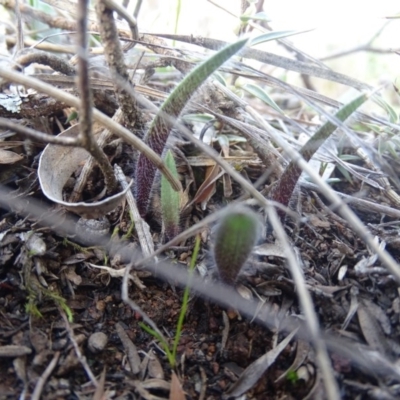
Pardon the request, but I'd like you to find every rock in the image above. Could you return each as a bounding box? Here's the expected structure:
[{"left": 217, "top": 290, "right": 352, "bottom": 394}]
[{"left": 88, "top": 332, "right": 108, "bottom": 353}]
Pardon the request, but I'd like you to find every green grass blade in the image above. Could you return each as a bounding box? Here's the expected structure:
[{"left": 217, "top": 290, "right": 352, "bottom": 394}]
[
  {"left": 159, "top": 37, "right": 248, "bottom": 120},
  {"left": 171, "top": 235, "right": 201, "bottom": 363},
  {"left": 241, "top": 83, "right": 283, "bottom": 114},
  {"left": 372, "top": 96, "right": 398, "bottom": 124},
  {"left": 139, "top": 322, "right": 175, "bottom": 366},
  {"left": 173, "top": 0, "right": 182, "bottom": 47},
  {"left": 139, "top": 236, "right": 201, "bottom": 368},
  {"left": 300, "top": 92, "right": 369, "bottom": 161}
]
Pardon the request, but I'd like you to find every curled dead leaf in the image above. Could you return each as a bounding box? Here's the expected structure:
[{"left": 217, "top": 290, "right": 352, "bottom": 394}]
[
  {"left": 38, "top": 124, "right": 131, "bottom": 218},
  {"left": 186, "top": 164, "right": 223, "bottom": 211}
]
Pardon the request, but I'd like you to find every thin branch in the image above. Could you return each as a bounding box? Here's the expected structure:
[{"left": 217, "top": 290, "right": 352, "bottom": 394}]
[
  {"left": 76, "top": 0, "right": 118, "bottom": 194},
  {"left": 70, "top": 110, "right": 123, "bottom": 202},
  {"left": 14, "top": 49, "right": 76, "bottom": 76},
  {"left": 133, "top": 0, "right": 143, "bottom": 18},
  {"left": 321, "top": 21, "right": 394, "bottom": 61},
  {"left": 95, "top": 0, "right": 142, "bottom": 133},
  {"left": 208, "top": 0, "right": 326, "bottom": 69},
  {"left": 0, "top": 118, "right": 79, "bottom": 146},
  {"left": 0, "top": 0, "right": 131, "bottom": 38},
  {"left": 6, "top": 35, "right": 76, "bottom": 54},
  {"left": 31, "top": 352, "right": 60, "bottom": 400},
  {"left": 76, "top": 0, "right": 94, "bottom": 149},
  {"left": 114, "top": 164, "right": 155, "bottom": 258},
  {"left": 321, "top": 44, "right": 399, "bottom": 61},
  {"left": 301, "top": 180, "right": 400, "bottom": 219},
  {"left": 31, "top": 31, "right": 83, "bottom": 50},
  {"left": 149, "top": 33, "right": 372, "bottom": 92},
  {"left": 102, "top": 0, "right": 138, "bottom": 42},
  {"left": 60, "top": 309, "right": 99, "bottom": 388},
  {"left": 13, "top": 0, "right": 24, "bottom": 53},
  {"left": 267, "top": 206, "right": 340, "bottom": 400},
  {"left": 122, "top": 263, "right": 168, "bottom": 344}
]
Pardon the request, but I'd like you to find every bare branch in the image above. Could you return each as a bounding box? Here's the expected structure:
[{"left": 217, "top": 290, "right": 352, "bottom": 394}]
[
  {"left": 95, "top": 0, "right": 143, "bottom": 133},
  {"left": 76, "top": 0, "right": 118, "bottom": 193},
  {"left": 0, "top": 118, "right": 79, "bottom": 146},
  {"left": 14, "top": 49, "right": 76, "bottom": 76}
]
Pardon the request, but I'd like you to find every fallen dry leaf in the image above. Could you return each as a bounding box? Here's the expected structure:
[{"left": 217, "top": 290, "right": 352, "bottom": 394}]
[
  {"left": 0, "top": 149, "right": 23, "bottom": 164},
  {"left": 170, "top": 372, "right": 185, "bottom": 400}
]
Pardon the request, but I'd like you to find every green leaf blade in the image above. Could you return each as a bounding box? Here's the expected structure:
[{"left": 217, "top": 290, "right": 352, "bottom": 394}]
[
  {"left": 271, "top": 91, "right": 371, "bottom": 214},
  {"left": 135, "top": 38, "right": 248, "bottom": 216},
  {"left": 161, "top": 150, "right": 180, "bottom": 241},
  {"left": 241, "top": 83, "right": 283, "bottom": 114},
  {"left": 161, "top": 37, "right": 249, "bottom": 118}
]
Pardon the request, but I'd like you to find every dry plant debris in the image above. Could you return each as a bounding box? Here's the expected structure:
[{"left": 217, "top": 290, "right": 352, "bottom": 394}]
[{"left": 0, "top": 1, "right": 400, "bottom": 399}]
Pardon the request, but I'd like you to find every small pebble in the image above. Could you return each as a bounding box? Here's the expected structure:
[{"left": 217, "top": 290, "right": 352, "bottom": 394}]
[
  {"left": 88, "top": 332, "right": 108, "bottom": 353},
  {"left": 227, "top": 309, "right": 238, "bottom": 320}
]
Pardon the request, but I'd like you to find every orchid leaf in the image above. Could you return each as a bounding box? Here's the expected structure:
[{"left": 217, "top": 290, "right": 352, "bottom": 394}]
[{"left": 135, "top": 38, "right": 248, "bottom": 216}]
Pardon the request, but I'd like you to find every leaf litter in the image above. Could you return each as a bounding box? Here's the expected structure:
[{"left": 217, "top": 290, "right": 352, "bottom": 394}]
[{"left": 1, "top": 1, "right": 400, "bottom": 399}]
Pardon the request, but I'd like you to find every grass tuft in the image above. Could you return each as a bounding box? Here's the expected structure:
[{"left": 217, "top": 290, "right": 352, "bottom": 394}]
[{"left": 140, "top": 235, "right": 201, "bottom": 368}]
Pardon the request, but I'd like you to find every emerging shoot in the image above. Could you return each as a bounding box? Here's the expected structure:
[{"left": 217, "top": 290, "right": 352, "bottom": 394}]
[{"left": 214, "top": 206, "right": 260, "bottom": 285}]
